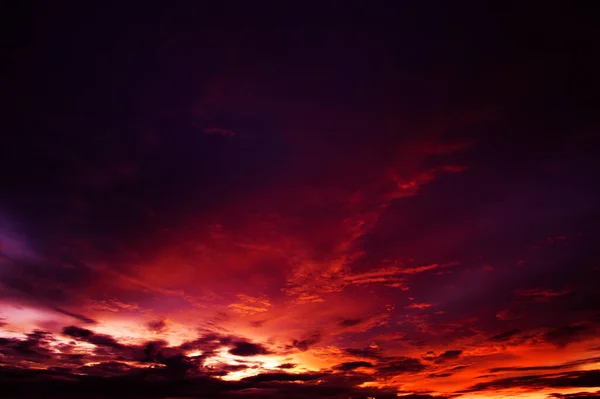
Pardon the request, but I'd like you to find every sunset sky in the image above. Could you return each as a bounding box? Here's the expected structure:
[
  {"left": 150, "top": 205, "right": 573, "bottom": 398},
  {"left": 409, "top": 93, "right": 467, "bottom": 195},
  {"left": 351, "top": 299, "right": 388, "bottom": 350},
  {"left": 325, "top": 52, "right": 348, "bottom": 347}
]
[{"left": 1, "top": 2, "right": 600, "bottom": 398}]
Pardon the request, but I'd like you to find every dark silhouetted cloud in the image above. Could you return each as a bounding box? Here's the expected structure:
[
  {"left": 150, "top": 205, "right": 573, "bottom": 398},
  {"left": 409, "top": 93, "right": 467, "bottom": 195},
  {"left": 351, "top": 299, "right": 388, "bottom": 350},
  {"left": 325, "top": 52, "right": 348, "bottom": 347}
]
[
  {"left": 276, "top": 363, "right": 297, "bottom": 369},
  {"left": 544, "top": 324, "right": 595, "bottom": 347},
  {"left": 229, "top": 341, "right": 270, "bottom": 357},
  {"left": 291, "top": 332, "right": 321, "bottom": 352},
  {"left": 464, "top": 370, "right": 600, "bottom": 393},
  {"left": 490, "top": 329, "right": 521, "bottom": 342},
  {"left": 333, "top": 361, "right": 374, "bottom": 371}
]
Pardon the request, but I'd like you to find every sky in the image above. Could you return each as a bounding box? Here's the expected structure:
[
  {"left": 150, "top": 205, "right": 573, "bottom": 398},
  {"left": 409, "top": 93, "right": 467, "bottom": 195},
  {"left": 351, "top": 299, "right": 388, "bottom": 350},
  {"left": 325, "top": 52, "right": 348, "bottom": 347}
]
[{"left": 1, "top": 2, "right": 600, "bottom": 398}]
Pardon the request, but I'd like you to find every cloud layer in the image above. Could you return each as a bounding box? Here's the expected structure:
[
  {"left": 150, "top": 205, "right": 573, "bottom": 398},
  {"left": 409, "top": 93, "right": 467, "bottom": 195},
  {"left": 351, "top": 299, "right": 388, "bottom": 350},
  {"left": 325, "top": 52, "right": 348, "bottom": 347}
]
[{"left": 1, "top": 2, "right": 600, "bottom": 398}]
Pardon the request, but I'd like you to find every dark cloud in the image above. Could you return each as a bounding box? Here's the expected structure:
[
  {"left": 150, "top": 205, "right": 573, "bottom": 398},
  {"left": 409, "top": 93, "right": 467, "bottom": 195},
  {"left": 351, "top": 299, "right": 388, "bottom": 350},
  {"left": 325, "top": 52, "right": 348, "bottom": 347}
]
[
  {"left": 147, "top": 318, "right": 168, "bottom": 333},
  {"left": 0, "top": 365, "right": 232, "bottom": 398},
  {"left": 589, "top": 347, "right": 600, "bottom": 352},
  {"left": 276, "top": 363, "right": 296, "bottom": 369},
  {"left": 490, "top": 329, "right": 521, "bottom": 342},
  {"left": 229, "top": 341, "right": 270, "bottom": 357},
  {"left": 1, "top": 321, "right": 443, "bottom": 398},
  {"left": 489, "top": 357, "right": 600, "bottom": 373},
  {"left": 376, "top": 357, "right": 426, "bottom": 376},
  {"left": 344, "top": 347, "right": 383, "bottom": 359},
  {"left": 397, "top": 396, "right": 449, "bottom": 399},
  {"left": 212, "top": 363, "right": 249, "bottom": 373},
  {"left": 544, "top": 324, "right": 596, "bottom": 347},
  {"left": 549, "top": 391, "right": 600, "bottom": 399},
  {"left": 62, "top": 326, "right": 124, "bottom": 350},
  {"left": 141, "top": 340, "right": 169, "bottom": 362},
  {"left": 159, "top": 353, "right": 198, "bottom": 375},
  {"left": 464, "top": 370, "right": 600, "bottom": 393},
  {"left": 59, "top": 326, "right": 202, "bottom": 376},
  {"left": 0, "top": 256, "right": 106, "bottom": 316},
  {"left": 50, "top": 306, "right": 97, "bottom": 324},
  {"left": 429, "top": 373, "right": 453, "bottom": 378},
  {"left": 333, "top": 361, "right": 374, "bottom": 371},
  {"left": 291, "top": 332, "right": 321, "bottom": 352},
  {"left": 435, "top": 350, "right": 463, "bottom": 364},
  {"left": 178, "top": 333, "right": 233, "bottom": 353},
  {"left": 421, "top": 350, "right": 462, "bottom": 364},
  {"left": 240, "top": 372, "right": 323, "bottom": 383},
  {"left": 78, "top": 361, "right": 133, "bottom": 376},
  {"left": 0, "top": 330, "right": 54, "bottom": 364},
  {"left": 338, "top": 318, "right": 364, "bottom": 327},
  {"left": 142, "top": 341, "right": 203, "bottom": 376}
]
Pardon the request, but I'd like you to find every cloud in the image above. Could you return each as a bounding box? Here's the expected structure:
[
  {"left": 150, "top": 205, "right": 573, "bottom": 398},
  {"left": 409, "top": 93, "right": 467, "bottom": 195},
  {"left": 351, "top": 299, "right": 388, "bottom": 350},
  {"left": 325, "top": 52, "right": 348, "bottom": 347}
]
[
  {"left": 332, "top": 261, "right": 460, "bottom": 296},
  {"left": 240, "top": 372, "right": 323, "bottom": 383},
  {"left": 338, "top": 318, "right": 364, "bottom": 327},
  {"left": 435, "top": 350, "right": 463, "bottom": 363},
  {"left": 421, "top": 350, "right": 463, "bottom": 364},
  {"left": 49, "top": 306, "right": 97, "bottom": 324},
  {"left": 276, "top": 363, "right": 297, "bottom": 369},
  {"left": 78, "top": 361, "right": 133, "bottom": 376},
  {"left": 490, "top": 329, "right": 521, "bottom": 342},
  {"left": 548, "top": 391, "right": 600, "bottom": 399},
  {"left": 0, "top": 256, "right": 104, "bottom": 324},
  {"left": 0, "top": 365, "right": 231, "bottom": 398},
  {"left": 62, "top": 326, "right": 124, "bottom": 350},
  {"left": 147, "top": 317, "right": 168, "bottom": 333},
  {"left": 429, "top": 372, "right": 453, "bottom": 378},
  {"left": 89, "top": 298, "right": 139, "bottom": 313},
  {"left": 157, "top": 353, "right": 198, "bottom": 375},
  {"left": 406, "top": 302, "right": 432, "bottom": 310},
  {"left": 344, "top": 347, "right": 383, "bottom": 359},
  {"left": 178, "top": 332, "right": 234, "bottom": 357},
  {"left": 489, "top": 357, "right": 600, "bottom": 373},
  {"left": 228, "top": 341, "right": 271, "bottom": 357},
  {"left": 291, "top": 332, "right": 321, "bottom": 352},
  {"left": 5, "top": 327, "right": 280, "bottom": 381},
  {"left": 516, "top": 288, "right": 572, "bottom": 302},
  {"left": 213, "top": 363, "right": 250, "bottom": 374},
  {"left": 228, "top": 294, "right": 272, "bottom": 316},
  {"left": 333, "top": 361, "right": 374, "bottom": 371},
  {"left": 2, "top": 321, "right": 597, "bottom": 399},
  {"left": 464, "top": 370, "right": 600, "bottom": 393},
  {"left": 0, "top": 330, "right": 54, "bottom": 364},
  {"left": 396, "top": 396, "right": 449, "bottom": 399},
  {"left": 342, "top": 267, "right": 408, "bottom": 288},
  {"left": 544, "top": 324, "right": 596, "bottom": 347},
  {"left": 376, "top": 357, "right": 426, "bottom": 376},
  {"left": 496, "top": 307, "right": 523, "bottom": 321},
  {"left": 2, "top": 3, "right": 600, "bottom": 398}
]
